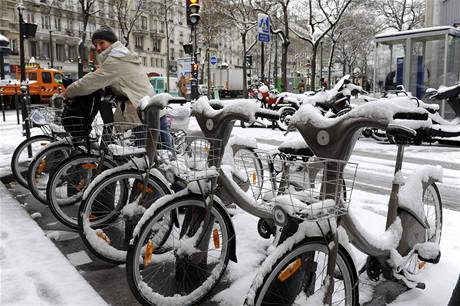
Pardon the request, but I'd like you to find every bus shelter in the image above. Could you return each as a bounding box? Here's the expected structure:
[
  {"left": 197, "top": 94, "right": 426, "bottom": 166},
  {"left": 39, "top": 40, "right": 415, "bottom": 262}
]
[{"left": 373, "top": 26, "right": 460, "bottom": 117}]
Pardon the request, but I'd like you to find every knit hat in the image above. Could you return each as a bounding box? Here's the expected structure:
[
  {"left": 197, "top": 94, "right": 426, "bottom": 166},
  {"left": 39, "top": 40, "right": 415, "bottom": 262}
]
[{"left": 91, "top": 26, "right": 118, "bottom": 44}]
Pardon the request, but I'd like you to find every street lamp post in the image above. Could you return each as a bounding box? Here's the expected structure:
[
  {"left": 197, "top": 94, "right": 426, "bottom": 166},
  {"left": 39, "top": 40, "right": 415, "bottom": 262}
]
[
  {"left": 49, "top": 30, "right": 54, "bottom": 68},
  {"left": 17, "top": 3, "right": 32, "bottom": 156}
]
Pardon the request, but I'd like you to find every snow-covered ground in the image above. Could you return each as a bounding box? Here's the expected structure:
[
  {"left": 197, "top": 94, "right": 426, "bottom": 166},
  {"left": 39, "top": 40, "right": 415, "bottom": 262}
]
[{"left": 1, "top": 108, "right": 459, "bottom": 305}]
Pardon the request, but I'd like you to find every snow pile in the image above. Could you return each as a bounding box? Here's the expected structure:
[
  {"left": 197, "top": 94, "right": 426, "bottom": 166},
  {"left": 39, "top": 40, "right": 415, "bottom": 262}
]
[
  {"left": 192, "top": 96, "right": 259, "bottom": 123},
  {"left": 107, "top": 143, "right": 146, "bottom": 156},
  {"left": 139, "top": 93, "right": 171, "bottom": 111}
]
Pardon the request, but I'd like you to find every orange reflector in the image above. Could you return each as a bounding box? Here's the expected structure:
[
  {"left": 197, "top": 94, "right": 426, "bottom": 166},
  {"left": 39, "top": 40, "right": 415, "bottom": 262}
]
[
  {"left": 418, "top": 261, "right": 426, "bottom": 270},
  {"left": 144, "top": 240, "right": 154, "bottom": 266},
  {"left": 96, "top": 230, "right": 111, "bottom": 244},
  {"left": 136, "top": 182, "right": 153, "bottom": 193},
  {"left": 251, "top": 171, "right": 257, "bottom": 185},
  {"left": 213, "top": 228, "right": 220, "bottom": 249},
  {"left": 36, "top": 160, "right": 46, "bottom": 174},
  {"left": 81, "top": 163, "right": 97, "bottom": 170},
  {"left": 277, "top": 258, "right": 302, "bottom": 282}
]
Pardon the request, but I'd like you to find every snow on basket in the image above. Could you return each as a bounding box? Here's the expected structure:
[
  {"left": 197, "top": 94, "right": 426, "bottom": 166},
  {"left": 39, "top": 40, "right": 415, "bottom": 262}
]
[
  {"left": 237, "top": 151, "right": 358, "bottom": 221},
  {"left": 29, "top": 106, "right": 64, "bottom": 135},
  {"left": 58, "top": 116, "right": 103, "bottom": 147},
  {"left": 99, "top": 122, "right": 148, "bottom": 156},
  {"left": 157, "top": 135, "right": 222, "bottom": 183}
]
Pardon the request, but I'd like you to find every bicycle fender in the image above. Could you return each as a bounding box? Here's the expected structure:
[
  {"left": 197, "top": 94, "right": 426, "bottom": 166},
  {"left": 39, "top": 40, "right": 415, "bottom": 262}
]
[
  {"left": 149, "top": 168, "right": 172, "bottom": 193},
  {"left": 212, "top": 195, "right": 238, "bottom": 263}
]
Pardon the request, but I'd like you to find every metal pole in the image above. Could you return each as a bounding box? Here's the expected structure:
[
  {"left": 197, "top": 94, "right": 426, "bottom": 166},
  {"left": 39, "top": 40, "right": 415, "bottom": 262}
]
[
  {"left": 49, "top": 30, "right": 54, "bottom": 68},
  {"left": 261, "top": 42, "right": 264, "bottom": 83},
  {"left": 0, "top": 89, "right": 5, "bottom": 122},
  {"left": 17, "top": 5, "right": 32, "bottom": 155},
  {"left": 0, "top": 52, "right": 5, "bottom": 79},
  {"left": 274, "top": 36, "right": 278, "bottom": 89},
  {"left": 320, "top": 41, "right": 323, "bottom": 83},
  {"left": 191, "top": 24, "right": 198, "bottom": 100}
]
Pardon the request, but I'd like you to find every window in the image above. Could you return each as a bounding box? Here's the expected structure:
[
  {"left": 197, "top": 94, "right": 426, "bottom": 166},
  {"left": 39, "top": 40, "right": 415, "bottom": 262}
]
[
  {"left": 67, "top": 19, "right": 73, "bottom": 30},
  {"left": 155, "top": 58, "right": 159, "bottom": 67},
  {"left": 54, "top": 73, "right": 63, "bottom": 84},
  {"left": 170, "top": 48, "right": 175, "bottom": 60},
  {"left": 159, "top": 22, "right": 165, "bottom": 33},
  {"left": 55, "top": 17, "right": 62, "bottom": 31},
  {"left": 29, "top": 41, "right": 38, "bottom": 58},
  {"left": 141, "top": 16, "right": 148, "bottom": 30},
  {"left": 42, "top": 42, "right": 50, "bottom": 59},
  {"left": 153, "top": 38, "right": 161, "bottom": 52},
  {"left": 56, "top": 44, "right": 65, "bottom": 61},
  {"left": 42, "top": 72, "right": 52, "bottom": 83},
  {"left": 135, "top": 36, "right": 144, "bottom": 50},
  {"left": 10, "top": 39, "right": 18, "bottom": 54},
  {"left": 179, "top": 50, "right": 184, "bottom": 58},
  {"left": 151, "top": 57, "right": 155, "bottom": 67},
  {"left": 27, "top": 13, "right": 35, "bottom": 23},
  {"left": 26, "top": 72, "right": 37, "bottom": 81},
  {"left": 160, "top": 59, "right": 164, "bottom": 68},
  {"left": 142, "top": 57, "right": 147, "bottom": 66},
  {"left": 42, "top": 15, "right": 50, "bottom": 30},
  {"left": 68, "top": 45, "right": 78, "bottom": 61}
]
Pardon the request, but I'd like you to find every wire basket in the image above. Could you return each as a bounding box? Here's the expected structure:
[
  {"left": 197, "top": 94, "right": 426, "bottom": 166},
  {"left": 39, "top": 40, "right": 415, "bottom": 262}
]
[
  {"left": 59, "top": 116, "right": 103, "bottom": 148},
  {"left": 29, "top": 106, "right": 65, "bottom": 135},
  {"left": 156, "top": 134, "right": 222, "bottom": 183},
  {"left": 99, "top": 122, "right": 148, "bottom": 157},
  {"left": 238, "top": 151, "right": 358, "bottom": 221}
]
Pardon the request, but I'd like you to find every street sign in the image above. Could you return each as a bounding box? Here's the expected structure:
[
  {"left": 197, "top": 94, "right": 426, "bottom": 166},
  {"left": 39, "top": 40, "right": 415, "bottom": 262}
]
[
  {"left": 257, "top": 14, "right": 270, "bottom": 43},
  {"left": 210, "top": 55, "right": 217, "bottom": 65}
]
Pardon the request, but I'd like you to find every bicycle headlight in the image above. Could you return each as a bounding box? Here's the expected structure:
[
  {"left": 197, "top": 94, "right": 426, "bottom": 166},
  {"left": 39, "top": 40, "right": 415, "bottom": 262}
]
[{"left": 273, "top": 205, "right": 288, "bottom": 227}]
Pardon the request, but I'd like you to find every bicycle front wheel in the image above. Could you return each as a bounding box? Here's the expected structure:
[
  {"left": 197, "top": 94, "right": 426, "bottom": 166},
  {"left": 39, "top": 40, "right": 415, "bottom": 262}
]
[
  {"left": 46, "top": 154, "right": 117, "bottom": 229},
  {"left": 11, "top": 135, "right": 54, "bottom": 188},
  {"left": 27, "top": 143, "right": 76, "bottom": 205},
  {"left": 247, "top": 238, "right": 358, "bottom": 306},
  {"left": 78, "top": 170, "right": 170, "bottom": 264},
  {"left": 126, "top": 195, "right": 232, "bottom": 306}
]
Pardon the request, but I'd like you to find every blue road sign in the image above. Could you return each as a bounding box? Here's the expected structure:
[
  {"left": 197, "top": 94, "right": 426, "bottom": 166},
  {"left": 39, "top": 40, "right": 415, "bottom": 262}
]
[
  {"left": 257, "top": 14, "right": 270, "bottom": 43},
  {"left": 258, "top": 33, "right": 270, "bottom": 43},
  {"left": 210, "top": 55, "right": 217, "bottom": 65}
]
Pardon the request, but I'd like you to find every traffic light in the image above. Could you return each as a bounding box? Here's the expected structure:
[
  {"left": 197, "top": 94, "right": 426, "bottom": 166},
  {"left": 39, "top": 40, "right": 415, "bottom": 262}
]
[
  {"left": 186, "top": 0, "right": 200, "bottom": 26},
  {"left": 245, "top": 55, "right": 252, "bottom": 67}
]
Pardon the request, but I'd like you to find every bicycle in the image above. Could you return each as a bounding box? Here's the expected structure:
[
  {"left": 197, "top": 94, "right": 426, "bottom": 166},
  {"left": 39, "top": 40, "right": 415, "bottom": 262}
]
[
  {"left": 11, "top": 105, "right": 65, "bottom": 188},
  {"left": 244, "top": 102, "right": 443, "bottom": 305},
  {"left": 125, "top": 97, "right": 281, "bottom": 305},
  {"left": 77, "top": 96, "right": 265, "bottom": 264}
]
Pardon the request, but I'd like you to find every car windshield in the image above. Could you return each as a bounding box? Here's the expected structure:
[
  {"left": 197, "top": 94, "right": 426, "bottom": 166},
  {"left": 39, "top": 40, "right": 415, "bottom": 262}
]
[{"left": 54, "top": 73, "right": 63, "bottom": 84}]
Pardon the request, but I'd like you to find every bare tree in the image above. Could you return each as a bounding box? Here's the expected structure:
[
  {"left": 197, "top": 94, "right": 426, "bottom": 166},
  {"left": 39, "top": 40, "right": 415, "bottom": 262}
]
[
  {"left": 290, "top": 0, "right": 353, "bottom": 90},
  {"left": 111, "top": 0, "right": 144, "bottom": 47},
  {"left": 219, "top": 0, "right": 257, "bottom": 97},
  {"left": 370, "top": 0, "right": 425, "bottom": 31},
  {"left": 198, "top": 0, "right": 228, "bottom": 97},
  {"left": 77, "top": 0, "right": 97, "bottom": 78},
  {"left": 162, "top": 0, "right": 175, "bottom": 92}
]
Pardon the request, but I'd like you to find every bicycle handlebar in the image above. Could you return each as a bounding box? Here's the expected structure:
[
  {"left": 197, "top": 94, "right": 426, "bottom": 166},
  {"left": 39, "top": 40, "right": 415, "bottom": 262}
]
[{"left": 255, "top": 108, "right": 280, "bottom": 121}]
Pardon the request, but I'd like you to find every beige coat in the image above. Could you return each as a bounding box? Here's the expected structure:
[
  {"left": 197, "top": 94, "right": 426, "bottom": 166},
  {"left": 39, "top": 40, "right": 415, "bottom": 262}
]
[{"left": 65, "top": 41, "right": 154, "bottom": 124}]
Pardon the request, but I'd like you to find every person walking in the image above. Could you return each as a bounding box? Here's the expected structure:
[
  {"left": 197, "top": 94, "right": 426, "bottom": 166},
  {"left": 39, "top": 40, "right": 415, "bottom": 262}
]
[{"left": 298, "top": 79, "right": 305, "bottom": 93}]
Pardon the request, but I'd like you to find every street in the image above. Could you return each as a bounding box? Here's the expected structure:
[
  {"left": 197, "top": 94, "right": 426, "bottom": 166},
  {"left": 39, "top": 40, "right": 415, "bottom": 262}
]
[{"left": 2, "top": 121, "right": 459, "bottom": 306}]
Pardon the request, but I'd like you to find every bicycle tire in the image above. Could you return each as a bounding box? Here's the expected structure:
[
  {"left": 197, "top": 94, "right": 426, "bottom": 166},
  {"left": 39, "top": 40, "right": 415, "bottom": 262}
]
[
  {"left": 46, "top": 154, "right": 118, "bottom": 230},
  {"left": 78, "top": 170, "right": 171, "bottom": 264},
  {"left": 27, "top": 143, "right": 77, "bottom": 205},
  {"left": 11, "top": 135, "right": 54, "bottom": 188},
  {"left": 246, "top": 238, "right": 359, "bottom": 306},
  {"left": 233, "top": 147, "right": 264, "bottom": 200},
  {"left": 406, "top": 182, "right": 442, "bottom": 274},
  {"left": 126, "top": 194, "right": 232, "bottom": 306}
]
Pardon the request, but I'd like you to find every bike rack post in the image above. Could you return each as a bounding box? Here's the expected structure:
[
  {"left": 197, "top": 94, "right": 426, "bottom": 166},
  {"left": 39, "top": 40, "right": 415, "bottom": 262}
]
[
  {"left": 20, "top": 82, "right": 32, "bottom": 157},
  {"left": 0, "top": 88, "right": 5, "bottom": 122}
]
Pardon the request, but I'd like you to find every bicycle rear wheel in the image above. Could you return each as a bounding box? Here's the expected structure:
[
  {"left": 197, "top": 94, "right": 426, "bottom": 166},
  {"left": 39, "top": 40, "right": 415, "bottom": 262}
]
[
  {"left": 11, "top": 135, "right": 54, "bottom": 188},
  {"left": 126, "top": 195, "right": 232, "bottom": 306},
  {"left": 27, "top": 143, "right": 76, "bottom": 205},
  {"left": 78, "top": 170, "right": 170, "bottom": 264},
  {"left": 246, "top": 238, "right": 358, "bottom": 306},
  {"left": 46, "top": 154, "right": 117, "bottom": 229}
]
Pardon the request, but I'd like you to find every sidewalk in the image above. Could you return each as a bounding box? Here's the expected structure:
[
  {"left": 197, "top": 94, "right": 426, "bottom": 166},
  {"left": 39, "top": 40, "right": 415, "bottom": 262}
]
[{"left": 0, "top": 109, "right": 107, "bottom": 305}]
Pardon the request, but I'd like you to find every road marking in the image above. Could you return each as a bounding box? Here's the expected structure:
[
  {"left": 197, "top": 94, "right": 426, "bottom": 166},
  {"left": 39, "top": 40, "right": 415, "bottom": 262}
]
[{"left": 67, "top": 250, "right": 92, "bottom": 266}]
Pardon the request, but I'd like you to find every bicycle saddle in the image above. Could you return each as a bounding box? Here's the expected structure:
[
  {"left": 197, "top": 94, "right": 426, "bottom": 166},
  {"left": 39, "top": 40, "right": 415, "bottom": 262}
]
[{"left": 386, "top": 123, "right": 417, "bottom": 145}]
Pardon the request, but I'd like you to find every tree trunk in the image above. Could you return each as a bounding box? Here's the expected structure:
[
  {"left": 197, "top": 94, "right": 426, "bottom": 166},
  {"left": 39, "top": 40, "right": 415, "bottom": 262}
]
[
  {"left": 207, "top": 49, "right": 211, "bottom": 98},
  {"left": 281, "top": 43, "right": 288, "bottom": 91},
  {"left": 310, "top": 46, "right": 317, "bottom": 91},
  {"left": 242, "top": 33, "right": 248, "bottom": 98},
  {"left": 327, "top": 41, "right": 336, "bottom": 90},
  {"left": 165, "top": 13, "right": 170, "bottom": 92}
]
